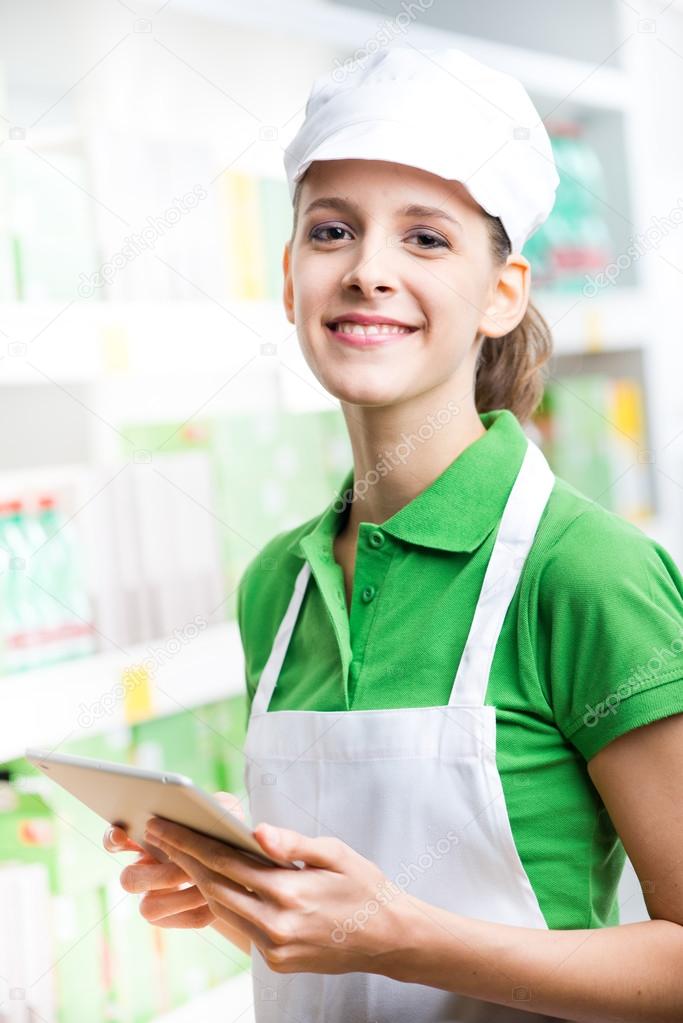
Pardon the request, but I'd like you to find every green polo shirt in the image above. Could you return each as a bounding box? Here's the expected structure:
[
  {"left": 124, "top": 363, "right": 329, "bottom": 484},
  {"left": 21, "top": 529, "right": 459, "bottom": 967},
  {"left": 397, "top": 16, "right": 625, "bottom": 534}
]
[{"left": 237, "top": 408, "right": 683, "bottom": 931}]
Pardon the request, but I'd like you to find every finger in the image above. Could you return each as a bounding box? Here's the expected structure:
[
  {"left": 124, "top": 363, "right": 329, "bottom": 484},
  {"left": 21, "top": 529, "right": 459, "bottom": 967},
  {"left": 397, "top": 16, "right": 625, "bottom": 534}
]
[
  {"left": 120, "top": 858, "right": 190, "bottom": 894},
  {"left": 145, "top": 819, "right": 280, "bottom": 898},
  {"left": 154, "top": 839, "right": 264, "bottom": 928},
  {"left": 104, "top": 825, "right": 144, "bottom": 854},
  {"left": 148, "top": 907, "right": 214, "bottom": 929},
  {"left": 213, "top": 792, "right": 246, "bottom": 821},
  {"left": 139, "top": 884, "right": 208, "bottom": 923},
  {"left": 208, "top": 898, "right": 272, "bottom": 950},
  {"left": 253, "top": 822, "right": 346, "bottom": 870},
  {"left": 142, "top": 896, "right": 216, "bottom": 930}
]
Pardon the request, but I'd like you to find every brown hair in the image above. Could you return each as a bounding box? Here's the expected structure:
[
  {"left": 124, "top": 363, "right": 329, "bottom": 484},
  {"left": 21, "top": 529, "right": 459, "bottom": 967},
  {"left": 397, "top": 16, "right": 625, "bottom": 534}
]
[
  {"left": 475, "top": 213, "right": 552, "bottom": 422},
  {"left": 289, "top": 178, "right": 552, "bottom": 423}
]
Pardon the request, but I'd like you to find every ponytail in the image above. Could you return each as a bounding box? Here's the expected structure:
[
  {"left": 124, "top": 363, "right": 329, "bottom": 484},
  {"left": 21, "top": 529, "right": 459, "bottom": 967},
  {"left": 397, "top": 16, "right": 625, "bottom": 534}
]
[{"left": 475, "top": 214, "right": 553, "bottom": 424}]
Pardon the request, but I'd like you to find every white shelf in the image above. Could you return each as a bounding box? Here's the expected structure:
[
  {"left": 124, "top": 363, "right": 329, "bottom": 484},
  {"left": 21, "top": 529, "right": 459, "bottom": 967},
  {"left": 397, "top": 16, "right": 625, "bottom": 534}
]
[
  {"left": 0, "top": 620, "right": 244, "bottom": 763},
  {"left": 151, "top": 970, "right": 254, "bottom": 1023},
  {"left": 0, "top": 300, "right": 291, "bottom": 384},
  {"left": 535, "top": 286, "right": 649, "bottom": 356},
  {"left": 160, "top": 0, "right": 631, "bottom": 112},
  {"left": 0, "top": 288, "right": 651, "bottom": 382}
]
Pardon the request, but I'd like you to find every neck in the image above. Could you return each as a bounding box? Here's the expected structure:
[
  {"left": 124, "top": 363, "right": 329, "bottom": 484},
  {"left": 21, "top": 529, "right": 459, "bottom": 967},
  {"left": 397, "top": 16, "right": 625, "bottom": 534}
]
[{"left": 338, "top": 382, "right": 487, "bottom": 539}]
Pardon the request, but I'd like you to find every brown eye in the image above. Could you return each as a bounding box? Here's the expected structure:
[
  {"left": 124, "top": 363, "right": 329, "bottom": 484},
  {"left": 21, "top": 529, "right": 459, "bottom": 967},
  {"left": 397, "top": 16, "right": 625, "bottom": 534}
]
[
  {"left": 408, "top": 231, "right": 449, "bottom": 249},
  {"left": 309, "top": 225, "right": 351, "bottom": 242}
]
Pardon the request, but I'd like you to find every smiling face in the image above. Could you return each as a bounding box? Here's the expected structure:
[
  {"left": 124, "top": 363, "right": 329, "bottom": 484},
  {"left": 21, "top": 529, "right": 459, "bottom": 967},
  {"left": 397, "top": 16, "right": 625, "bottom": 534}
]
[{"left": 282, "top": 158, "right": 529, "bottom": 409}]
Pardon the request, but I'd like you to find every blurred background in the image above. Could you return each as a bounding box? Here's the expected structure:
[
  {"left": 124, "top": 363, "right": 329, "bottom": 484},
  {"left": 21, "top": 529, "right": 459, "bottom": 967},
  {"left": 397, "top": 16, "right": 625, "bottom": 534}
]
[{"left": 1, "top": 0, "right": 683, "bottom": 1019}]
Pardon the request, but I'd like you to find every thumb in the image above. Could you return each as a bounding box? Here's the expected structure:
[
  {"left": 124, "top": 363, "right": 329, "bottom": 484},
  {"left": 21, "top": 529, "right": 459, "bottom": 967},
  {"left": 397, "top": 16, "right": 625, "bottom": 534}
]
[{"left": 253, "top": 823, "right": 345, "bottom": 870}]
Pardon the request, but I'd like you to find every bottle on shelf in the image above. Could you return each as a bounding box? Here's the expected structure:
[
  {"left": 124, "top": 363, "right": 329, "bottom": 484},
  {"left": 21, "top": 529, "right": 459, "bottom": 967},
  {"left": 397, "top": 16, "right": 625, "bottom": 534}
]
[
  {"left": 31, "top": 494, "right": 98, "bottom": 664},
  {"left": 0, "top": 495, "right": 97, "bottom": 676},
  {"left": 0, "top": 500, "right": 45, "bottom": 673}
]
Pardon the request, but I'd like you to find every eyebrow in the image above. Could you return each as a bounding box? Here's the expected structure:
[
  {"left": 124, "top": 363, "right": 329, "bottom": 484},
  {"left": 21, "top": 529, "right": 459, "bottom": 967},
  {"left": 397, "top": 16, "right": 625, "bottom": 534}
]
[{"left": 302, "top": 196, "right": 464, "bottom": 232}]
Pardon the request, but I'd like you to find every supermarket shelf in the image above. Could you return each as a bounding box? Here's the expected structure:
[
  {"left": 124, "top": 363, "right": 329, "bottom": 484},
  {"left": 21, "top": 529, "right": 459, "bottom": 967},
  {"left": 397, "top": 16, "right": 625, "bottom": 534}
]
[
  {"left": 0, "top": 620, "right": 245, "bottom": 763},
  {"left": 0, "top": 300, "right": 291, "bottom": 384},
  {"left": 535, "top": 286, "right": 648, "bottom": 356},
  {"left": 151, "top": 970, "right": 254, "bottom": 1023},
  {"left": 0, "top": 287, "right": 651, "bottom": 382},
  {"left": 160, "top": 0, "right": 632, "bottom": 112}
]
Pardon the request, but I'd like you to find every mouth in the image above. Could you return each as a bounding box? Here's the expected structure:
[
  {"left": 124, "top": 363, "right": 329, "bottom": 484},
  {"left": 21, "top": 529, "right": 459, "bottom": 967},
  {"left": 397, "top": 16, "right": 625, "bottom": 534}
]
[{"left": 325, "top": 321, "right": 419, "bottom": 347}]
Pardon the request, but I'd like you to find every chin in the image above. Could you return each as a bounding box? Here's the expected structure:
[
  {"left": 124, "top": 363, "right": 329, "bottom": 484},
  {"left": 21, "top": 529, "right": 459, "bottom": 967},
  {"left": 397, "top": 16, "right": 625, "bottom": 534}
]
[{"left": 320, "top": 375, "right": 409, "bottom": 408}]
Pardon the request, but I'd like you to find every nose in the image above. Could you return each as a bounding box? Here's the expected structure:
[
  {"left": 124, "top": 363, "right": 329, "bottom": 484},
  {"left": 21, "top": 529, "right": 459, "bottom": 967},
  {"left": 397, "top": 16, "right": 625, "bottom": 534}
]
[{"left": 339, "top": 229, "right": 399, "bottom": 298}]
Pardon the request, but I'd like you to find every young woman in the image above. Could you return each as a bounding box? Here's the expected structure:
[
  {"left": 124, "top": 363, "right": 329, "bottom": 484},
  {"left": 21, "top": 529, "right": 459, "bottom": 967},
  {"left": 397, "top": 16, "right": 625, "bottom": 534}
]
[{"left": 106, "top": 48, "right": 683, "bottom": 1022}]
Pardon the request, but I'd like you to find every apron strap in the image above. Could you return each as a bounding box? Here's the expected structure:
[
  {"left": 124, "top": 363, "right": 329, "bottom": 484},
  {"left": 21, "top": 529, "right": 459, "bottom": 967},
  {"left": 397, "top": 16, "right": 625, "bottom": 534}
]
[
  {"left": 249, "top": 560, "right": 312, "bottom": 717},
  {"left": 448, "top": 439, "right": 555, "bottom": 708}
]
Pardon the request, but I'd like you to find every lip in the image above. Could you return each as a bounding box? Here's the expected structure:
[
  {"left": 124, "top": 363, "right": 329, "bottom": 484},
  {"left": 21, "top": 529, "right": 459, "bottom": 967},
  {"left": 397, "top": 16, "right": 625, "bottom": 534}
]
[
  {"left": 325, "top": 323, "right": 418, "bottom": 348},
  {"left": 326, "top": 312, "right": 417, "bottom": 328}
]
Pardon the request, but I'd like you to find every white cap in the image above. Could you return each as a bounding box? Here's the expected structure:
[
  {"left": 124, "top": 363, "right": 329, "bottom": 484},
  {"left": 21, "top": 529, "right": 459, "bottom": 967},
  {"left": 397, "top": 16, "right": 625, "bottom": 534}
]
[{"left": 284, "top": 47, "right": 559, "bottom": 254}]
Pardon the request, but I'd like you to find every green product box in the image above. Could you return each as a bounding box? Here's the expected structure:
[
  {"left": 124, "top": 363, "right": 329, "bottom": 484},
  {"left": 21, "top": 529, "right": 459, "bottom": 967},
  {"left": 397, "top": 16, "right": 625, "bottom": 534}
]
[
  {"left": 209, "top": 408, "right": 284, "bottom": 618},
  {"left": 119, "top": 418, "right": 213, "bottom": 462},
  {"left": 131, "top": 707, "right": 219, "bottom": 793},
  {"left": 543, "top": 376, "right": 614, "bottom": 510},
  {"left": 195, "top": 696, "right": 248, "bottom": 801},
  {"left": 211, "top": 408, "right": 344, "bottom": 618},
  {"left": 0, "top": 779, "right": 59, "bottom": 892}
]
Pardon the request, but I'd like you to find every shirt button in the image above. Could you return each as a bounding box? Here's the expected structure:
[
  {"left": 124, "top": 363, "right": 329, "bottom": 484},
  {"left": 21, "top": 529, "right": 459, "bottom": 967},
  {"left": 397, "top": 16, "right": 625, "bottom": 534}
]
[
  {"left": 361, "top": 585, "right": 376, "bottom": 604},
  {"left": 368, "top": 530, "right": 384, "bottom": 548}
]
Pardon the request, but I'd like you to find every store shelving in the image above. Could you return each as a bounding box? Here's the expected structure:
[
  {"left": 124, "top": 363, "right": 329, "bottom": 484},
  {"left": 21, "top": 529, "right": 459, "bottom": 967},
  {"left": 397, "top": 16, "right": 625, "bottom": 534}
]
[
  {"left": 162, "top": 0, "right": 633, "bottom": 111},
  {"left": 0, "top": 620, "right": 244, "bottom": 763}
]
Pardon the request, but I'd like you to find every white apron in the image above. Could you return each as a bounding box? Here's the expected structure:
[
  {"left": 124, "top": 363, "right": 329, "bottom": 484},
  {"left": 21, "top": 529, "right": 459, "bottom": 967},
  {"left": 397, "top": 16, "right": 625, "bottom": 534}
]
[{"left": 243, "top": 437, "right": 563, "bottom": 1022}]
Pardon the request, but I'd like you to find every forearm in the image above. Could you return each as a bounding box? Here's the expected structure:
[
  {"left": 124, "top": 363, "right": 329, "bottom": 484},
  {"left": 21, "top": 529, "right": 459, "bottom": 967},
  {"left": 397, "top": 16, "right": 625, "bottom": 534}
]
[
  {"left": 386, "top": 896, "right": 683, "bottom": 1023},
  {"left": 210, "top": 917, "right": 252, "bottom": 956}
]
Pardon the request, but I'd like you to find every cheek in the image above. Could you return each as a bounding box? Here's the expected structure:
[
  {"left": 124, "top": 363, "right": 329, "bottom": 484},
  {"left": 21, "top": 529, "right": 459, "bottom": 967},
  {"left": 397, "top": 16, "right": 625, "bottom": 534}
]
[{"left": 291, "top": 252, "right": 337, "bottom": 311}]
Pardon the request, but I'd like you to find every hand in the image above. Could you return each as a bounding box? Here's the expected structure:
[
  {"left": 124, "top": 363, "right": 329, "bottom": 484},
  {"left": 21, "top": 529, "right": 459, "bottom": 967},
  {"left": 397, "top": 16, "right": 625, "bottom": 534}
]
[
  {"left": 102, "top": 791, "right": 248, "bottom": 931},
  {"left": 142, "top": 817, "right": 421, "bottom": 977}
]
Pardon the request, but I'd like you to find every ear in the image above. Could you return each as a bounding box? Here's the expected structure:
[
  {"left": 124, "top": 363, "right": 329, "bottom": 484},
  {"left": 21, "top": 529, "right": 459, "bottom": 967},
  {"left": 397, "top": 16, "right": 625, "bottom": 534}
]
[
  {"left": 282, "top": 240, "right": 295, "bottom": 326},
  {"left": 478, "top": 254, "right": 530, "bottom": 339}
]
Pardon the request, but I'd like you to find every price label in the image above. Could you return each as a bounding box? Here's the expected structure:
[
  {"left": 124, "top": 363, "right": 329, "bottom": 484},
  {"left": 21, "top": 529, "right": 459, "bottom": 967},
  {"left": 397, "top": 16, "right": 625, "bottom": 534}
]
[{"left": 122, "top": 664, "right": 153, "bottom": 723}]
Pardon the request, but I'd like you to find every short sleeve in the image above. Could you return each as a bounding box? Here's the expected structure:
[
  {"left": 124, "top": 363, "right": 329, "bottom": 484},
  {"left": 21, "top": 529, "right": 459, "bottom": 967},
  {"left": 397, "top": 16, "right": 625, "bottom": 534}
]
[{"left": 537, "top": 509, "right": 683, "bottom": 761}]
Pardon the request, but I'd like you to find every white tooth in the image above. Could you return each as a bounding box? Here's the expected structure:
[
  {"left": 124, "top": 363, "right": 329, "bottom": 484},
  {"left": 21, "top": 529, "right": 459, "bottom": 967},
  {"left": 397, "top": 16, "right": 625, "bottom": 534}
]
[{"left": 336, "top": 321, "right": 411, "bottom": 336}]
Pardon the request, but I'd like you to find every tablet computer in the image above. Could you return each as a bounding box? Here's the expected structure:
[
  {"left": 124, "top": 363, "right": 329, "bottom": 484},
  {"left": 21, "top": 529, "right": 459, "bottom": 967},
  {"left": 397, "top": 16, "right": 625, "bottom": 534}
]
[{"left": 25, "top": 747, "right": 300, "bottom": 870}]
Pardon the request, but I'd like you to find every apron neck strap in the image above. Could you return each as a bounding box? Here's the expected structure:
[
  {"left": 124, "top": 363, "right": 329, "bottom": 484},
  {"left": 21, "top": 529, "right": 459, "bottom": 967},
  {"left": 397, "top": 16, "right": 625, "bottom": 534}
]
[
  {"left": 448, "top": 438, "right": 555, "bottom": 708},
  {"left": 249, "top": 560, "right": 312, "bottom": 717}
]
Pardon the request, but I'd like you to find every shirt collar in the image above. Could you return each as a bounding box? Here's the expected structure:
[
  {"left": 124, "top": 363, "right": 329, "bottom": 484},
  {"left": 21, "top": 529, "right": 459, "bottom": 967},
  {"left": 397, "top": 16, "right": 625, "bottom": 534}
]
[{"left": 286, "top": 408, "right": 529, "bottom": 558}]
